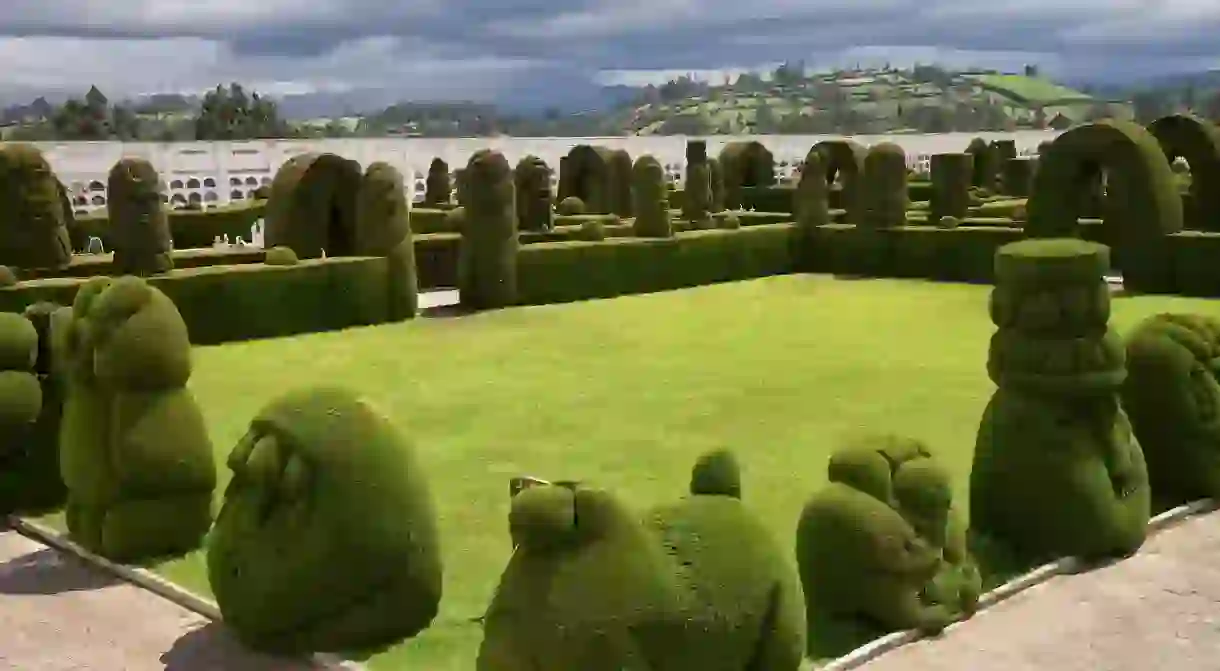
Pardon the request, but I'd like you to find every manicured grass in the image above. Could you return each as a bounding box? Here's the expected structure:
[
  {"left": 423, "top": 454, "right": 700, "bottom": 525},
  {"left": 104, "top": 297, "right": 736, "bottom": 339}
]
[
  {"left": 36, "top": 275, "right": 1220, "bottom": 669},
  {"left": 975, "top": 74, "right": 1094, "bottom": 105}
]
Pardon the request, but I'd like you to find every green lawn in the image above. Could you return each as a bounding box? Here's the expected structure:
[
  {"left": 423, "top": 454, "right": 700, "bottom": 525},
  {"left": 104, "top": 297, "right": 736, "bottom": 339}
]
[
  {"left": 37, "top": 275, "right": 1220, "bottom": 669},
  {"left": 975, "top": 74, "right": 1094, "bottom": 105}
]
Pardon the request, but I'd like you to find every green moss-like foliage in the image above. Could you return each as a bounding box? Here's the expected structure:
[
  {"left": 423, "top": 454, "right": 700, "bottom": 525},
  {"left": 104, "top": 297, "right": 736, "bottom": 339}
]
[
  {"left": 719, "top": 213, "right": 741, "bottom": 229},
  {"left": 689, "top": 448, "right": 741, "bottom": 498},
  {"left": 1025, "top": 120, "right": 1183, "bottom": 293},
  {"left": 812, "top": 140, "right": 867, "bottom": 226},
  {"left": 608, "top": 149, "right": 634, "bottom": 217},
  {"left": 58, "top": 276, "right": 216, "bottom": 563},
  {"left": 478, "top": 485, "right": 681, "bottom": 670},
  {"left": 930, "top": 153, "right": 972, "bottom": 223},
  {"left": 0, "top": 265, "right": 16, "bottom": 287},
  {"left": 1148, "top": 113, "right": 1220, "bottom": 231},
  {"left": 972, "top": 239, "right": 1150, "bottom": 565},
  {"left": 862, "top": 143, "right": 908, "bottom": 229},
  {"left": 355, "top": 162, "right": 417, "bottom": 320},
  {"left": 683, "top": 153, "right": 714, "bottom": 229},
  {"left": 576, "top": 218, "right": 607, "bottom": 241},
  {"left": 264, "top": 153, "right": 363, "bottom": 259},
  {"left": 559, "top": 145, "right": 614, "bottom": 214},
  {"left": 264, "top": 246, "right": 299, "bottom": 266},
  {"left": 718, "top": 141, "right": 776, "bottom": 209},
  {"left": 424, "top": 157, "right": 452, "bottom": 206},
  {"left": 794, "top": 146, "right": 830, "bottom": 269},
  {"left": 208, "top": 386, "right": 442, "bottom": 654},
  {"left": 459, "top": 149, "right": 518, "bottom": 310},
  {"left": 557, "top": 196, "right": 585, "bottom": 216},
  {"left": 708, "top": 157, "right": 725, "bottom": 213},
  {"left": 937, "top": 215, "right": 961, "bottom": 229},
  {"left": 1122, "top": 313, "right": 1220, "bottom": 508},
  {"left": 514, "top": 155, "right": 554, "bottom": 232},
  {"left": 631, "top": 155, "right": 673, "bottom": 238},
  {"left": 801, "top": 436, "right": 979, "bottom": 642},
  {"left": 0, "top": 143, "right": 72, "bottom": 270},
  {"left": 107, "top": 157, "right": 173, "bottom": 276},
  {"left": 1001, "top": 157, "right": 1035, "bottom": 197},
  {"left": 965, "top": 137, "right": 995, "bottom": 189}
]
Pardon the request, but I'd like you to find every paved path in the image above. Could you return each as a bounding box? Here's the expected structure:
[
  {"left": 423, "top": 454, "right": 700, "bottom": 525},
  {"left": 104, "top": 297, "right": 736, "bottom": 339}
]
[
  {"left": 0, "top": 526, "right": 323, "bottom": 671},
  {"left": 858, "top": 511, "right": 1220, "bottom": 671}
]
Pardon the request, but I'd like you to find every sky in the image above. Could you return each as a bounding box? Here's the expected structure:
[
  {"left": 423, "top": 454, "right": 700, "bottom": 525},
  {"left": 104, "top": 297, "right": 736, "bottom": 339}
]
[{"left": 1, "top": 0, "right": 1219, "bottom": 101}]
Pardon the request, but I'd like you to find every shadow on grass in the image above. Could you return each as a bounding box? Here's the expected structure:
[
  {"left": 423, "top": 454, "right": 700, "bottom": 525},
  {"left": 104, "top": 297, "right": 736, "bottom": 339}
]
[{"left": 0, "top": 547, "right": 121, "bottom": 595}]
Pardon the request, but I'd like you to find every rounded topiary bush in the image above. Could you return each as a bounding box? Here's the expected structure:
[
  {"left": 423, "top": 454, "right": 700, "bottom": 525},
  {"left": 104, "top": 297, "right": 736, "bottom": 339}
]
[
  {"left": 937, "top": 215, "right": 960, "bottom": 229},
  {"left": 108, "top": 157, "right": 173, "bottom": 276},
  {"left": 719, "top": 213, "right": 741, "bottom": 229},
  {"left": 576, "top": 218, "right": 606, "bottom": 241},
  {"left": 631, "top": 155, "right": 672, "bottom": 238},
  {"left": 0, "top": 143, "right": 73, "bottom": 270},
  {"left": 556, "top": 196, "right": 585, "bottom": 216},
  {"left": 264, "top": 245, "right": 299, "bottom": 266},
  {"left": 459, "top": 149, "right": 519, "bottom": 310},
  {"left": 208, "top": 386, "right": 442, "bottom": 654},
  {"left": 0, "top": 265, "right": 16, "bottom": 287},
  {"left": 59, "top": 276, "right": 216, "bottom": 562}
]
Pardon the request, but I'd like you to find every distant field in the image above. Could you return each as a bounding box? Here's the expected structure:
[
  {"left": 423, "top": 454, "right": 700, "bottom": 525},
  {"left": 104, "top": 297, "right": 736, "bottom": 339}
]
[{"left": 973, "top": 75, "right": 1093, "bottom": 104}]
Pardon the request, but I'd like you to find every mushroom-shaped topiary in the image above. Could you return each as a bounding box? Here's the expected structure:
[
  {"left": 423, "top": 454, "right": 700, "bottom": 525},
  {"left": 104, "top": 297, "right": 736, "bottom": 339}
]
[
  {"left": 58, "top": 276, "right": 216, "bottom": 562},
  {"left": 207, "top": 386, "right": 442, "bottom": 655}
]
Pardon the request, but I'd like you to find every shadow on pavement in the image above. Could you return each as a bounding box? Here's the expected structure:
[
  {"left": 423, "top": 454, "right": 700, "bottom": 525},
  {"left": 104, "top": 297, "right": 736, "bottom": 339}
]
[
  {"left": 0, "top": 547, "right": 121, "bottom": 595},
  {"left": 162, "top": 621, "right": 329, "bottom": 671}
]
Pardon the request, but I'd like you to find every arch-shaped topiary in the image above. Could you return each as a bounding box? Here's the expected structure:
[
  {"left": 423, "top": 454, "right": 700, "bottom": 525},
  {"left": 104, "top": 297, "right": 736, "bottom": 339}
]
[
  {"left": 812, "top": 140, "right": 867, "bottom": 225},
  {"left": 264, "top": 153, "right": 363, "bottom": 259},
  {"left": 718, "top": 141, "right": 776, "bottom": 209},
  {"left": 1147, "top": 113, "right": 1220, "bottom": 231},
  {"left": 558, "top": 145, "right": 614, "bottom": 214},
  {"left": 1025, "top": 119, "right": 1183, "bottom": 292}
]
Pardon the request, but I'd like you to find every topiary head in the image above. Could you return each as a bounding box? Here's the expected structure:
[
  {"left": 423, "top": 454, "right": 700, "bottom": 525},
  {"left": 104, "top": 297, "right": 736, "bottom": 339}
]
[
  {"left": 509, "top": 483, "right": 642, "bottom": 554},
  {"left": 689, "top": 448, "right": 741, "bottom": 498},
  {"left": 892, "top": 457, "right": 954, "bottom": 547}
]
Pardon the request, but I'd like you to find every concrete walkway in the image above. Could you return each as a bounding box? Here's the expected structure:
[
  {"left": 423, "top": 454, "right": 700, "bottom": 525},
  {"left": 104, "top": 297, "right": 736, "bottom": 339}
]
[
  {"left": 857, "top": 510, "right": 1220, "bottom": 671},
  {"left": 0, "top": 526, "right": 323, "bottom": 671}
]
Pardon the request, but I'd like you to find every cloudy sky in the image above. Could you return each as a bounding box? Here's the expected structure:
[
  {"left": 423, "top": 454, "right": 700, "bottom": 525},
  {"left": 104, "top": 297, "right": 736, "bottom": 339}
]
[{"left": 2, "top": 0, "right": 1219, "bottom": 100}]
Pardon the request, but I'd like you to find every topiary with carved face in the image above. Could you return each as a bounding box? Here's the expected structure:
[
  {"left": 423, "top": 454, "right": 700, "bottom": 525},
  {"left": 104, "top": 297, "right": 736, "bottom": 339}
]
[{"left": 207, "top": 386, "right": 442, "bottom": 655}]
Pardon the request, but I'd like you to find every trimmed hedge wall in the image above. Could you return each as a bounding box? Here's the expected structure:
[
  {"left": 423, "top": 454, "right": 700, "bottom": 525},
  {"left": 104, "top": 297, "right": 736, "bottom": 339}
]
[
  {"left": 73, "top": 202, "right": 267, "bottom": 251},
  {"left": 675, "top": 181, "right": 935, "bottom": 216}
]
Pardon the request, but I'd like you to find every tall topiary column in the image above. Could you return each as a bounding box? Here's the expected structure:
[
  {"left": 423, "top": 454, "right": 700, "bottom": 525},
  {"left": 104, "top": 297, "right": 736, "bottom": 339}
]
[
  {"left": 514, "top": 155, "right": 554, "bottom": 232},
  {"left": 355, "top": 162, "right": 417, "bottom": 320},
  {"left": 683, "top": 140, "right": 713, "bottom": 229},
  {"left": 1001, "top": 157, "right": 1035, "bottom": 197},
  {"left": 708, "top": 157, "right": 725, "bottom": 213},
  {"left": 965, "top": 137, "right": 996, "bottom": 191},
  {"left": 971, "top": 239, "right": 1149, "bottom": 565},
  {"left": 631, "top": 155, "right": 672, "bottom": 238},
  {"left": 0, "top": 143, "right": 72, "bottom": 270},
  {"left": 930, "top": 153, "right": 972, "bottom": 224},
  {"left": 459, "top": 150, "right": 518, "bottom": 310},
  {"left": 108, "top": 157, "right": 173, "bottom": 275},
  {"left": 794, "top": 147, "right": 830, "bottom": 269},
  {"left": 862, "top": 143, "right": 908, "bottom": 229},
  {"left": 608, "top": 149, "right": 633, "bottom": 218},
  {"left": 424, "top": 158, "right": 451, "bottom": 206},
  {"left": 991, "top": 139, "right": 1017, "bottom": 166}
]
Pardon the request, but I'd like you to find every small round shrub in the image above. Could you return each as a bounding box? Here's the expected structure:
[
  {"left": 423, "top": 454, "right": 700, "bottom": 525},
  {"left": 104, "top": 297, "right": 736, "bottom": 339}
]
[
  {"left": 719, "top": 213, "right": 741, "bottom": 229},
  {"left": 264, "top": 246, "right": 299, "bottom": 266},
  {"left": 0, "top": 265, "right": 16, "bottom": 287},
  {"left": 208, "top": 386, "right": 442, "bottom": 654},
  {"left": 576, "top": 218, "right": 606, "bottom": 241},
  {"left": 556, "top": 196, "right": 585, "bottom": 216},
  {"left": 937, "top": 215, "right": 960, "bottom": 229}
]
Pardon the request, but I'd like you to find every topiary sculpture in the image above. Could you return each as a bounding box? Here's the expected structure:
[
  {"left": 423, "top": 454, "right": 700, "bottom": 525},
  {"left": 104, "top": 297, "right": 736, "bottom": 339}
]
[
  {"left": 459, "top": 149, "right": 519, "bottom": 310},
  {"left": 424, "top": 157, "right": 452, "bottom": 206},
  {"left": 1001, "top": 157, "right": 1035, "bottom": 197},
  {"left": 631, "top": 155, "right": 673, "bottom": 238},
  {"left": 355, "top": 162, "right": 417, "bottom": 320},
  {"left": 799, "top": 435, "right": 978, "bottom": 644},
  {"left": 59, "top": 276, "right": 216, "bottom": 562},
  {"left": 556, "top": 196, "right": 585, "bottom": 216},
  {"left": 708, "top": 157, "right": 725, "bottom": 213},
  {"left": 972, "top": 239, "right": 1149, "bottom": 565},
  {"left": 862, "top": 143, "right": 909, "bottom": 229},
  {"left": 514, "top": 155, "right": 554, "bottom": 232},
  {"left": 264, "top": 245, "right": 299, "bottom": 266},
  {"left": 0, "top": 143, "right": 73, "bottom": 270},
  {"left": 718, "top": 141, "right": 776, "bottom": 210},
  {"left": 1121, "top": 313, "right": 1220, "bottom": 509},
  {"left": 208, "top": 386, "right": 442, "bottom": 654},
  {"left": 965, "top": 137, "right": 995, "bottom": 190},
  {"left": 609, "top": 149, "right": 634, "bottom": 218},
  {"left": 794, "top": 146, "right": 830, "bottom": 268},
  {"left": 107, "top": 157, "right": 173, "bottom": 275},
  {"left": 0, "top": 265, "right": 16, "bottom": 287},
  {"left": 930, "top": 153, "right": 972, "bottom": 224},
  {"left": 264, "top": 153, "right": 362, "bottom": 259}
]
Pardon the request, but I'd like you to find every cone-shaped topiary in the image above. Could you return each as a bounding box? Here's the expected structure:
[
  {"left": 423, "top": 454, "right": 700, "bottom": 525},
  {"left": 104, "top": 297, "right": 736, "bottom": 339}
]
[
  {"left": 609, "top": 149, "right": 634, "bottom": 217},
  {"left": 862, "top": 143, "right": 908, "bottom": 229},
  {"left": 58, "top": 276, "right": 216, "bottom": 562},
  {"left": 972, "top": 239, "right": 1149, "bottom": 566},
  {"left": 0, "top": 143, "right": 72, "bottom": 270},
  {"left": 208, "top": 386, "right": 442, "bottom": 654},
  {"left": 632, "top": 155, "right": 673, "bottom": 238},
  {"left": 930, "top": 153, "right": 972, "bottom": 223},
  {"left": 424, "top": 157, "right": 451, "bottom": 206},
  {"left": 514, "top": 155, "right": 554, "bottom": 232},
  {"left": 478, "top": 485, "right": 682, "bottom": 670},
  {"left": 355, "top": 162, "right": 417, "bottom": 320},
  {"left": 1121, "top": 313, "right": 1220, "bottom": 509},
  {"left": 459, "top": 149, "right": 519, "bottom": 310},
  {"left": 0, "top": 308, "right": 64, "bottom": 515},
  {"left": 801, "top": 435, "right": 979, "bottom": 641},
  {"left": 107, "top": 157, "right": 173, "bottom": 275},
  {"left": 556, "top": 196, "right": 585, "bottom": 216}
]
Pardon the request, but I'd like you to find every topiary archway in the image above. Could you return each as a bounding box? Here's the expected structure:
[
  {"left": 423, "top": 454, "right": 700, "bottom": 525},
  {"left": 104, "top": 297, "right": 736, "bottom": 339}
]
[
  {"left": 812, "top": 140, "right": 867, "bottom": 225},
  {"left": 1148, "top": 113, "right": 1220, "bottom": 232},
  {"left": 264, "top": 153, "right": 363, "bottom": 259},
  {"left": 1025, "top": 119, "right": 1183, "bottom": 292},
  {"left": 558, "top": 145, "right": 614, "bottom": 214},
  {"left": 718, "top": 141, "right": 775, "bottom": 209}
]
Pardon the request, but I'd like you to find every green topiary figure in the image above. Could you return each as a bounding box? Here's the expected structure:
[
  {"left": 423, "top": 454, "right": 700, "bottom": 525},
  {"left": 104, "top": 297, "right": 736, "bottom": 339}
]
[
  {"left": 799, "top": 435, "right": 979, "bottom": 643},
  {"left": 0, "top": 265, "right": 16, "bottom": 287},
  {"left": 107, "top": 158, "right": 173, "bottom": 276},
  {"left": 719, "top": 213, "right": 741, "bottom": 230},
  {"left": 0, "top": 143, "right": 73, "bottom": 270},
  {"left": 683, "top": 143, "right": 714, "bottom": 230},
  {"left": 609, "top": 149, "right": 634, "bottom": 218},
  {"left": 930, "top": 153, "right": 972, "bottom": 224},
  {"left": 632, "top": 155, "right": 673, "bottom": 238},
  {"left": 58, "top": 276, "right": 216, "bottom": 563},
  {"left": 965, "top": 137, "right": 995, "bottom": 190},
  {"left": 355, "top": 162, "right": 417, "bottom": 320},
  {"left": 514, "top": 155, "right": 554, "bottom": 232},
  {"left": 972, "top": 239, "right": 1150, "bottom": 566},
  {"left": 478, "top": 484, "right": 682, "bottom": 670},
  {"left": 576, "top": 218, "right": 607, "bottom": 241},
  {"left": 1001, "top": 157, "right": 1035, "bottom": 197},
  {"left": 556, "top": 196, "right": 585, "bottom": 216},
  {"left": 459, "top": 149, "right": 518, "bottom": 310},
  {"left": 794, "top": 146, "right": 830, "bottom": 269},
  {"left": 937, "top": 215, "right": 961, "bottom": 229},
  {"left": 708, "top": 157, "right": 725, "bottom": 213},
  {"left": 862, "top": 143, "right": 908, "bottom": 229},
  {"left": 424, "top": 157, "right": 452, "bottom": 206},
  {"left": 208, "top": 386, "right": 442, "bottom": 654},
  {"left": 1121, "top": 313, "right": 1220, "bottom": 509},
  {"left": 264, "top": 245, "right": 299, "bottom": 266}
]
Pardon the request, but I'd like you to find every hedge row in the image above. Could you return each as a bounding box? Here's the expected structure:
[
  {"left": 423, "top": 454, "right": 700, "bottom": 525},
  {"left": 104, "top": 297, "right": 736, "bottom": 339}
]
[
  {"left": 671, "top": 182, "right": 934, "bottom": 215},
  {"left": 73, "top": 202, "right": 267, "bottom": 251}
]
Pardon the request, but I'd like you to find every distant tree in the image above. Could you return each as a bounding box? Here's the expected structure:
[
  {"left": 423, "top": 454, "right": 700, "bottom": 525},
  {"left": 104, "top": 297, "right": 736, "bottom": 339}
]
[{"left": 193, "top": 83, "right": 289, "bottom": 140}]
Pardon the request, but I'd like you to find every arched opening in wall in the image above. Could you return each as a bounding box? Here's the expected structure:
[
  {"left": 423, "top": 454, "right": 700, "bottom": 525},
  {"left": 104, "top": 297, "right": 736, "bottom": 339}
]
[
  {"left": 88, "top": 180, "right": 104, "bottom": 192},
  {"left": 1148, "top": 113, "right": 1220, "bottom": 232},
  {"left": 231, "top": 189, "right": 245, "bottom": 200},
  {"left": 1025, "top": 119, "right": 1184, "bottom": 292},
  {"left": 260, "top": 177, "right": 272, "bottom": 185},
  {"left": 245, "top": 176, "right": 259, "bottom": 186},
  {"left": 171, "top": 193, "right": 187, "bottom": 205},
  {"left": 188, "top": 191, "right": 202, "bottom": 203},
  {"left": 230, "top": 177, "right": 243, "bottom": 186},
  {"left": 171, "top": 179, "right": 184, "bottom": 189},
  {"left": 91, "top": 195, "right": 106, "bottom": 206},
  {"left": 204, "top": 191, "right": 219, "bottom": 203},
  {"left": 203, "top": 177, "right": 216, "bottom": 188},
  {"left": 186, "top": 178, "right": 201, "bottom": 189}
]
